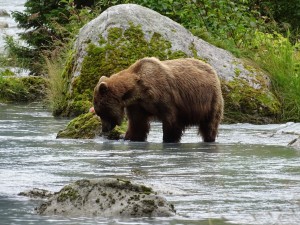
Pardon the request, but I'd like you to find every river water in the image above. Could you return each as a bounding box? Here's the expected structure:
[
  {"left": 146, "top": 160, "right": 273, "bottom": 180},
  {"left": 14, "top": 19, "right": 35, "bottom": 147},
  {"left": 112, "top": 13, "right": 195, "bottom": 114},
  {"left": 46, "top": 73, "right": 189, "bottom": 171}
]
[
  {"left": 0, "top": 0, "right": 26, "bottom": 52},
  {"left": 1, "top": 103, "right": 300, "bottom": 225}
]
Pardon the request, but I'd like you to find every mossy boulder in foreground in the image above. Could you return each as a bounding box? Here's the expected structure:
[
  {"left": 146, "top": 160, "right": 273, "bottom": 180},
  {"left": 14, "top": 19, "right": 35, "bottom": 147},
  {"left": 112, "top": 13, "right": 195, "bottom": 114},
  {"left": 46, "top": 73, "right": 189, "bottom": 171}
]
[{"left": 36, "top": 178, "right": 176, "bottom": 217}]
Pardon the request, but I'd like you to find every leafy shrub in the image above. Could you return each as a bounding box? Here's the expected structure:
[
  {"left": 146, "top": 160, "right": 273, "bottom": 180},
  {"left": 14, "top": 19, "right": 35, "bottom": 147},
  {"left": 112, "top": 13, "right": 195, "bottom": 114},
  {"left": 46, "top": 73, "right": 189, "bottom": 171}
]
[
  {"left": 250, "top": 0, "right": 300, "bottom": 43},
  {"left": 124, "top": 0, "right": 264, "bottom": 51}
]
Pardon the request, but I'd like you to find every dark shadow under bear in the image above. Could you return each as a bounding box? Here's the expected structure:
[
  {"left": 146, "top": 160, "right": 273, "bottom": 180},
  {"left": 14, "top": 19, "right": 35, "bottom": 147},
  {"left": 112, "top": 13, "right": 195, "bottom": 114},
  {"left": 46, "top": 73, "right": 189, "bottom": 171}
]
[{"left": 93, "top": 57, "right": 223, "bottom": 143}]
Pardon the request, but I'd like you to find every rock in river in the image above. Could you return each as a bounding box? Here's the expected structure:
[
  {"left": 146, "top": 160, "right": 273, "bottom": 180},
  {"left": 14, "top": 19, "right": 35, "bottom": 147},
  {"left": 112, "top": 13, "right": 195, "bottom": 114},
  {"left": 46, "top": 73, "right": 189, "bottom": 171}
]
[{"left": 36, "top": 178, "right": 176, "bottom": 217}]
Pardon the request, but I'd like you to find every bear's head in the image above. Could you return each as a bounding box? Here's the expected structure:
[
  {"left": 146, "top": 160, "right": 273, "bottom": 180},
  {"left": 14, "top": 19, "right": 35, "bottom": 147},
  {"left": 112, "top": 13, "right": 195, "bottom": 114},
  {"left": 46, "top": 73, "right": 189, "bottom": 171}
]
[{"left": 93, "top": 76, "right": 125, "bottom": 132}]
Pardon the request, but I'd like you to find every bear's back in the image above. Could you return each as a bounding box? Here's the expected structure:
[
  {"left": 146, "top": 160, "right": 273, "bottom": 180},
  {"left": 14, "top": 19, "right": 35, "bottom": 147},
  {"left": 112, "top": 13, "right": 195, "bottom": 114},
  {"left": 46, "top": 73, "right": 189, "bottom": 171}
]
[{"left": 131, "top": 58, "right": 222, "bottom": 121}]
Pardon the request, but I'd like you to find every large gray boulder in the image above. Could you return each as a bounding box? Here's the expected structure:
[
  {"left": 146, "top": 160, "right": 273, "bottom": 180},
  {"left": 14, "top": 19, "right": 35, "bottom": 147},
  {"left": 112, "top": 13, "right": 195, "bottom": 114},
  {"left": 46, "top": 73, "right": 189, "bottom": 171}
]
[
  {"left": 62, "top": 3, "right": 280, "bottom": 123},
  {"left": 73, "top": 4, "right": 265, "bottom": 84},
  {"left": 36, "top": 178, "right": 175, "bottom": 217}
]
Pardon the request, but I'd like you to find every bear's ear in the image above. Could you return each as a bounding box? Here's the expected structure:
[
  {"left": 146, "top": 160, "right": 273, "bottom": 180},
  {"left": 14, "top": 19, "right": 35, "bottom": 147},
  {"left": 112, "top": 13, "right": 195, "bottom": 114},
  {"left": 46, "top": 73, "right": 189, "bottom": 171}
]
[
  {"left": 99, "top": 76, "right": 108, "bottom": 82},
  {"left": 99, "top": 82, "right": 108, "bottom": 95}
]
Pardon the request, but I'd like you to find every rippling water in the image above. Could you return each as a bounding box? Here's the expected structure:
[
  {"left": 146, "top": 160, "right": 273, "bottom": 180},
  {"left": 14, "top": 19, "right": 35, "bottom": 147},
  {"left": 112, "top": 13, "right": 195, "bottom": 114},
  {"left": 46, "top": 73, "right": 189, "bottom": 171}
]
[{"left": 1, "top": 103, "right": 300, "bottom": 225}]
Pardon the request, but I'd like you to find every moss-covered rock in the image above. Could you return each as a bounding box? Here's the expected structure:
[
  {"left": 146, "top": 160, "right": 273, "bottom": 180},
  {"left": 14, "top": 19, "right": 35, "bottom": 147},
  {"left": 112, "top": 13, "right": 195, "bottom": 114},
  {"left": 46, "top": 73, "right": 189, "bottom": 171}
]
[
  {"left": 56, "top": 112, "right": 126, "bottom": 139},
  {"left": 56, "top": 112, "right": 101, "bottom": 139},
  {"left": 36, "top": 178, "right": 176, "bottom": 217},
  {"left": 0, "top": 74, "right": 48, "bottom": 102},
  {"left": 222, "top": 77, "right": 280, "bottom": 124}
]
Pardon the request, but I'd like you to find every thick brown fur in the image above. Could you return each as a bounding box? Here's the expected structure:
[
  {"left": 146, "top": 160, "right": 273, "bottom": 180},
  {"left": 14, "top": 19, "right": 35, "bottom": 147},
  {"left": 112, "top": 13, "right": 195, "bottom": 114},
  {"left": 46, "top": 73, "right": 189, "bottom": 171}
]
[{"left": 93, "top": 57, "right": 223, "bottom": 143}]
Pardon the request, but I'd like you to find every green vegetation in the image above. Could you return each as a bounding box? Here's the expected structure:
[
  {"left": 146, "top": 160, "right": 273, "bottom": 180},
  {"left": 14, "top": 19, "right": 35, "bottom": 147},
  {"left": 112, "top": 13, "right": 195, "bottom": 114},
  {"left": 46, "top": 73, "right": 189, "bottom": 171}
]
[
  {"left": 9, "top": 0, "right": 299, "bottom": 70},
  {"left": 9, "top": 0, "right": 98, "bottom": 74},
  {"left": 56, "top": 112, "right": 101, "bottom": 139},
  {"left": 2, "top": 0, "right": 300, "bottom": 123},
  {"left": 222, "top": 77, "right": 280, "bottom": 124},
  {"left": 248, "top": 31, "right": 300, "bottom": 121},
  {"left": 45, "top": 53, "right": 69, "bottom": 116},
  {"left": 0, "top": 72, "right": 48, "bottom": 102},
  {"left": 57, "top": 186, "right": 80, "bottom": 202}
]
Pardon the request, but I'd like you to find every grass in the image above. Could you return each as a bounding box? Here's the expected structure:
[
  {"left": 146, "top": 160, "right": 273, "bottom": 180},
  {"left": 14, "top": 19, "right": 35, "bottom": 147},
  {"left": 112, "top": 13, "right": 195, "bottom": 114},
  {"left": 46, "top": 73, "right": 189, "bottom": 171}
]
[
  {"left": 44, "top": 51, "right": 68, "bottom": 115},
  {"left": 249, "top": 31, "right": 300, "bottom": 122}
]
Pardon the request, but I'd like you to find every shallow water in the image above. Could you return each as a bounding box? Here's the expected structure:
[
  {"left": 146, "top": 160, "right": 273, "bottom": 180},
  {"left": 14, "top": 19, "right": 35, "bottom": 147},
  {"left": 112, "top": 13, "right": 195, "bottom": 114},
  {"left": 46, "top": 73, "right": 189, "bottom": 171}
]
[{"left": 1, "top": 103, "right": 300, "bottom": 225}]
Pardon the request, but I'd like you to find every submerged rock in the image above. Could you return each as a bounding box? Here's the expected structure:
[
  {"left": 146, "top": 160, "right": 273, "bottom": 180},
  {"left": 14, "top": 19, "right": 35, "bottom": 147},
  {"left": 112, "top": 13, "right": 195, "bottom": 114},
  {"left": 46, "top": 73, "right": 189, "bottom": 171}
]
[
  {"left": 288, "top": 136, "right": 300, "bottom": 149},
  {"left": 36, "top": 178, "right": 175, "bottom": 217}
]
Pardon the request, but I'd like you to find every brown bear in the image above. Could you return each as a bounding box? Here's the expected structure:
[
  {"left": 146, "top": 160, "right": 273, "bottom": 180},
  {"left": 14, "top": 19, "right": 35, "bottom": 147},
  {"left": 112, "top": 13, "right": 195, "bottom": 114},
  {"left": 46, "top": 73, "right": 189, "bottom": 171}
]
[{"left": 93, "top": 57, "right": 223, "bottom": 143}]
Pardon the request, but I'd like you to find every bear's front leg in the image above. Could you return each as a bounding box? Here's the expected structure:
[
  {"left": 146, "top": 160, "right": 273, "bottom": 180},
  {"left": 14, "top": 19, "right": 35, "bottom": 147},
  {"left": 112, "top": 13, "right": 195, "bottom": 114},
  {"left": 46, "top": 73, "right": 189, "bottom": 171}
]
[
  {"left": 125, "top": 120, "right": 150, "bottom": 141},
  {"left": 125, "top": 105, "right": 150, "bottom": 142},
  {"left": 162, "top": 122, "right": 183, "bottom": 143}
]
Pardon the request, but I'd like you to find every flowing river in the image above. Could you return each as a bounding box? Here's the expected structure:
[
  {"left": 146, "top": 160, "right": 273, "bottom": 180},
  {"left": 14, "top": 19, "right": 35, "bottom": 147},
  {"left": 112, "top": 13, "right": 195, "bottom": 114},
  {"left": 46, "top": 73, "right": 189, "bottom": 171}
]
[{"left": 1, "top": 103, "right": 300, "bottom": 225}]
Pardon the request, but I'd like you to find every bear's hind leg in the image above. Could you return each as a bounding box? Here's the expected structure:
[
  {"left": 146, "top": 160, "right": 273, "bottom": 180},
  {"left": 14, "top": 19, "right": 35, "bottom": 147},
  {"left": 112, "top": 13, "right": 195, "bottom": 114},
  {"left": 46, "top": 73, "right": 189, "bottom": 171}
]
[
  {"left": 198, "top": 119, "right": 218, "bottom": 142},
  {"left": 162, "top": 123, "right": 183, "bottom": 143}
]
